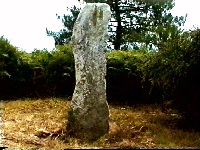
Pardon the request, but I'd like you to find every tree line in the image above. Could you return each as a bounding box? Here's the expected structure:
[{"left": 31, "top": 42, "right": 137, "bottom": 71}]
[{"left": 46, "top": 0, "right": 186, "bottom": 50}]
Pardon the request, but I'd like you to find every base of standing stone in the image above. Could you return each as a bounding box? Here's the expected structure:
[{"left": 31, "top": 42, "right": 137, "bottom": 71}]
[{"left": 67, "top": 103, "right": 109, "bottom": 141}]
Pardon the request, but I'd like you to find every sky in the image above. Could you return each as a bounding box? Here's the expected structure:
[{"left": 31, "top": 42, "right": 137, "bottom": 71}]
[{"left": 0, "top": 0, "right": 199, "bottom": 53}]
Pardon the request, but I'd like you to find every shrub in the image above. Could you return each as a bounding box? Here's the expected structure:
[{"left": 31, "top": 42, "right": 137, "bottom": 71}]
[
  {"left": 0, "top": 36, "right": 21, "bottom": 99},
  {"left": 106, "top": 49, "right": 151, "bottom": 105},
  {"left": 140, "top": 29, "right": 200, "bottom": 122}
]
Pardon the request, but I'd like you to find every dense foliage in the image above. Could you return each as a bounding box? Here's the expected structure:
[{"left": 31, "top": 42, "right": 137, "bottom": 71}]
[
  {"left": 139, "top": 29, "right": 200, "bottom": 123},
  {"left": 0, "top": 39, "right": 75, "bottom": 99}
]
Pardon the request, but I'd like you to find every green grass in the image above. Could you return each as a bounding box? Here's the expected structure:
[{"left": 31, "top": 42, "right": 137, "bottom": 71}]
[{"left": 2, "top": 98, "right": 200, "bottom": 149}]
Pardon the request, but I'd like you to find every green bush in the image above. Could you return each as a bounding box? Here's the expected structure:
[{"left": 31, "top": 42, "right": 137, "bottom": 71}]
[
  {"left": 0, "top": 37, "right": 76, "bottom": 99},
  {"left": 46, "top": 44, "right": 75, "bottom": 97},
  {"left": 106, "top": 49, "right": 150, "bottom": 105},
  {"left": 0, "top": 36, "right": 22, "bottom": 99},
  {"left": 140, "top": 29, "right": 200, "bottom": 122},
  {"left": 0, "top": 36, "right": 153, "bottom": 104}
]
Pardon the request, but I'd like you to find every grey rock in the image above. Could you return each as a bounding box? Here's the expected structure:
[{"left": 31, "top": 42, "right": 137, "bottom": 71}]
[{"left": 68, "top": 3, "right": 111, "bottom": 141}]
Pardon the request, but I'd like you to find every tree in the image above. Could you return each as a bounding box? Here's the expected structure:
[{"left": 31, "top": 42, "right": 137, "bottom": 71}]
[
  {"left": 80, "top": 0, "right": 186, "bottom": 50},
  {"left": 107, "top": 0, "right": 184, "bottom": 49},
  {"left": 46, "top": 5, "right": 80, "bottom": 46},
  {"left": 48, "top": 0, "right": 185, "bottom": 50}
]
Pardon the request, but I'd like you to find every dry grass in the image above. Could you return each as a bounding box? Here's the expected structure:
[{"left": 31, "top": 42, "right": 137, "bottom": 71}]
[{"left": 2, "top": 98, "right": 200, "bottom": 149}]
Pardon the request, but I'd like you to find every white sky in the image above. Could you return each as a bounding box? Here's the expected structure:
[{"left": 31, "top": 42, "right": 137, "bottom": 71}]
[{"left": 0, "top": 0, "right": 199, "bottom": 53}]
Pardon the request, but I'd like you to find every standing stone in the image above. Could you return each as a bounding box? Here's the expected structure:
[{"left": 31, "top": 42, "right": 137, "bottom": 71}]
[{"left": 67, "top": 3, "right": 111, "bottom": 141}]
